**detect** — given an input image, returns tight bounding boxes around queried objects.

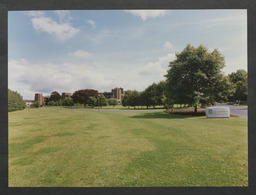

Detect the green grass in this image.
[8,107,248,187]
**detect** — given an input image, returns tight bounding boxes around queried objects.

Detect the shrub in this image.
[108,98,118,108]
[8,89,26,112]
[62,97,74,107]
[30,101,40,108]
[88,96,97,108]
[48,101,56,106]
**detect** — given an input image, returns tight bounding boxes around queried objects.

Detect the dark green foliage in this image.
[108,98,118,108]
[228,69,247,84]
[122,90,140,109]
[47,101,56,106]
[30,101,40,108]
[228,69,247,102]
[49,91,61,102]
[98,94,108,108]
[72,89,99,106]
[8,89,26,112]
[141,81,165,108]
[62,97,75,107]
[88,96,97,108]
[165,44,233,112]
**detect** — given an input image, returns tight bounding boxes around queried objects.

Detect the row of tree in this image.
[45,89,119,108]
[121,45,247,112]
[121,81,165,109]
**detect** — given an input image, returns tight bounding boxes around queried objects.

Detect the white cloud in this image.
[87,19,96,28]
[31,16,79,42]
[163,41,173,50]
[139,53,175,78]
[55,10,71,23]
[68,50,92,59]
[25,11,79,42]
[8,59,114,99]
[125,10,169,21]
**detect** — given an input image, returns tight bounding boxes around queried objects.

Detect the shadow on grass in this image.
[130,112,192,119]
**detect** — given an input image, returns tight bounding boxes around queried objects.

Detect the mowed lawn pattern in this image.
[8,107,248,187]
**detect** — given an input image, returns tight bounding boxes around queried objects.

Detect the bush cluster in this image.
[8,89,26,112]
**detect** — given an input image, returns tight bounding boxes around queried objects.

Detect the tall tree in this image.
[98,94,108,108]
[108,98,118,108]
[228,69,247,102]
[121,90,140,109]
[165,44,232,112]
[142,81,166,108]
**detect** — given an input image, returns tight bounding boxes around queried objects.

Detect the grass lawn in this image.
[8,107,248,187]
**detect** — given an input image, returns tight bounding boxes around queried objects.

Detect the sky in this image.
[8,10,247,100]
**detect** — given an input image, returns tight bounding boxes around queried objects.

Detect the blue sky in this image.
[8,10,247,100]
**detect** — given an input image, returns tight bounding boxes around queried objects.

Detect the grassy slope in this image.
[8,107,248,187]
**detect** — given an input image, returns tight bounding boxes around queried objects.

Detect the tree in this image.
[98,94,108,108]
[88,96,97,108]
[49,91,61,102]
[47,100,56,106]
[30,101,40,108]
[8,89,26,112]
[108,98,118,108]
[122,90,140,109]
[72,89,99,107]
[228,69,247,84]
[142,81,165,108]
[165,44,233,113]
[228,69,247,102]
[233,81,247,102]
[62,97,74,107]
[122,90,132,108]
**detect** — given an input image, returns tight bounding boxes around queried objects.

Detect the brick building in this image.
[100,87,125,103]
[34,93,43,106]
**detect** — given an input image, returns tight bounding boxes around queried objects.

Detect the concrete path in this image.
[214,103,247,119]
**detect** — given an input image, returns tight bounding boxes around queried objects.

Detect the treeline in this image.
[8,89,26,112]
[122,81,165,109]
[121,45,247,112]
[44,89,119,108]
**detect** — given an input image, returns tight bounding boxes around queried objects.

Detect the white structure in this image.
[206,107,230,118]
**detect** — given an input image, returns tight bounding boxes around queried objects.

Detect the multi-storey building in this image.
[34,93,43,106]
[100,87,125,103]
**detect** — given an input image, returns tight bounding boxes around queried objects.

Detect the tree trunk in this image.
[194,105,197,113]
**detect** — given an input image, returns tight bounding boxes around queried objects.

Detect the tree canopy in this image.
[62,97,75,107]
[49,91,61,102]
[142,81,165,108]
[8,89,26,112]
[228,69,247,102]
[98,94,108,108]
[72,89,99,106]
[108,98,118,108]
[121,90,140,109]
[165,44,232,112]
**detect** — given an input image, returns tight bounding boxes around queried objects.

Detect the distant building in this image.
[100,87,125,103]
[24,100,34,107]
[34,93,43,107]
